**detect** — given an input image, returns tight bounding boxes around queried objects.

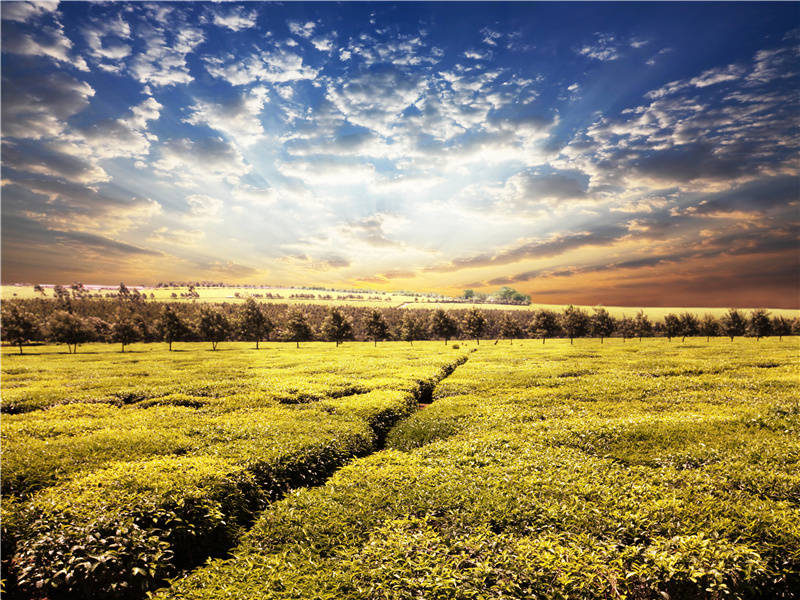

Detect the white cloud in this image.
[129,23,204,86]
[1,1,59,23]
[288,20,316,38]
[2,71,95,140]
[185,87,268,146]
[3,23,88,70]
[212,5,258,31]
[690,64,745,87]
[186,194,223,221]
[204,49,318,85]
[578,33,621,61]
[154,137,250,185]
[311,34,335,52]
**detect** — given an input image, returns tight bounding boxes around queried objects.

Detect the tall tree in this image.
[530,309,560,343]
[399,312,424,346]
[748,309,771,341]
[286,309,313,348]
[197,306,230,351]
[679,312,699,342]
[771,315,792,341]
[499,313,523,344]
[157,305,190,351]
[46,310,94,354]
[618,316,635,342]
[238,298,273,349]
[462,308,487,344]
[429,309,458,344]
[111,310,140,353]
[365,310,389,346]
[322,308,353,347]
[663,314,681,342]
[720,309,746,341]
[590,308,615,343]
[699,314,719,342]
[633,311,652,342]
[560,305,588,344]
[1,303,39,354]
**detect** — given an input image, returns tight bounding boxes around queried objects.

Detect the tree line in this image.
[1,295,797,354]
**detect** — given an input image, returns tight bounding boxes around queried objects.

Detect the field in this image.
[3,284,797,320]
[1,338,798,599]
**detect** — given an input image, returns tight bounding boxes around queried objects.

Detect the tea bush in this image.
[1,342,469,598]
[153,338,799,600]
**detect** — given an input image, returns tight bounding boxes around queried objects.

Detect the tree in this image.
[322,308,353,347]
[399,312,424,346]
[663,313,681,342]
[1,303,39,354]
[720,309,746,341]
[52,285,72,310]
[699,314,719,342]
[618,316,635,342]
[590,308,615,343]
[286,309,313,348]
[633,311,652,342]
[748,309,771,341]
[238,298,273,349]
[46,310,94,354]
[462,308,487,344]
[429,309,458,344]
[197,306,230,351]
[111,311,139,353]
[157,305,190,351]
[679,312,699,342]
[530,309,560,343]
[771,315,792,341]
[560,305,588,344]
[364,310,389,346]
[463,289,475,300]
[499,314,523,344]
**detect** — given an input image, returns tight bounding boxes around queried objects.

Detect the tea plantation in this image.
[2,338,798,599]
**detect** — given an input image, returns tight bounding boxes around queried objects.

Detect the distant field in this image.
[2,338,798,598]
[3,284,798,320]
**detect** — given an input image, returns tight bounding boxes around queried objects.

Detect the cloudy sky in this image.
[2,2,798,307]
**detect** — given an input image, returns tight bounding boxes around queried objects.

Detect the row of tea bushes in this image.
[2,344,471,599]
[153,339,799,599]
[1,342,464,413]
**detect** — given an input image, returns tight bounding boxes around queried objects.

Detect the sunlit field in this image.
[2,338,798,599]
[3,285,797,320]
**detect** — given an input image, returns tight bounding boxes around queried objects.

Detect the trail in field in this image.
[158,351,473,595]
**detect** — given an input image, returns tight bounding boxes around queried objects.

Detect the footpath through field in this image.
[152,338,800,600]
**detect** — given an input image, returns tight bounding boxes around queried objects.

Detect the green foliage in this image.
[1,303,39,354]
[46,310,94,353]
[284,309,313,347]
[429,309,458,343]
[364,310,389,345]
[321,308,353,346]
[748,309,771,340]
[151,339,798,600]
[721,308,747,341]
[197,307,230,351]
[156,305,191,351]
[1,342,469,597]
[589,307,615,342]
[462,308,486,343]
[560,305,589,342]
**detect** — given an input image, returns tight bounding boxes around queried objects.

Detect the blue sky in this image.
[2,1,798,306]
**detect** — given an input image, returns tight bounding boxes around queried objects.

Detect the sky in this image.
[1,1,798,307]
